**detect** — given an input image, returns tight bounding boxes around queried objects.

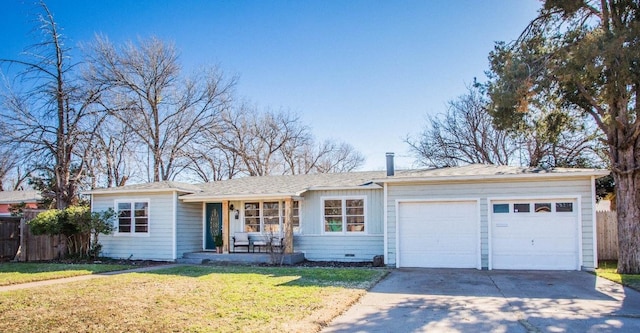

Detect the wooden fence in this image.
[597,211,618,261]
[0,210,67,262]
[0,217,21,261]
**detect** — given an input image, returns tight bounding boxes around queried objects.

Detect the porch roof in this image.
[180,171,385,202]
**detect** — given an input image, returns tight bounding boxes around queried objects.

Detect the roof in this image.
[84,181,202,195]
[0,190,41,204]
[181,171,385,202]
[86,165,609,201]
[375,164,609,183]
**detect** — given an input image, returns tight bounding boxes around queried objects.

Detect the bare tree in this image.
[0,1,103,208]
[183,143,242,182]
[212,106,309,176]
[407,86,602,169]
[0,146,30,191]
[83,117,135,188]
[86,36,235,182]
[407,86,516,167]
[282,139,364,174]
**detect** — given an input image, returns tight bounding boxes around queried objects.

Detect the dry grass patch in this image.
[0,263,133,286]
[0,265,387,333]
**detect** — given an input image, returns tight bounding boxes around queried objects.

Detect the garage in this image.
[490,199,579,270]
[397,200,479,268]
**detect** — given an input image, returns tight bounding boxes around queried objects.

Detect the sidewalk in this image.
[0,264,181,292]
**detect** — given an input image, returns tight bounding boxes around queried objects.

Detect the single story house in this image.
[0,190,41,216]
[86,155,608,270]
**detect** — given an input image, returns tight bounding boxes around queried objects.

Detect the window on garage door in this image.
[493,201,575,214]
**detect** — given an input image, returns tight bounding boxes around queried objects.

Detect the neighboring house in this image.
[0,190,41,216]
[85,155,608,270]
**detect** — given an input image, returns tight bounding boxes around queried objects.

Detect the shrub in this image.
[27,206,115,258]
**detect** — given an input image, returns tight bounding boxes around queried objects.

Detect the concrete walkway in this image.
[0,264,181,292]
[323,269,640,333]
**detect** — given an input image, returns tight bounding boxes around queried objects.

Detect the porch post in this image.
[222,200,230,253]
[284,197,294,254]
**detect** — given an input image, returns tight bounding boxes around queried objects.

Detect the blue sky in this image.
[1,0,541,170]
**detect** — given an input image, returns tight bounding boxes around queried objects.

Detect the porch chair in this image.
[232,232,250,253]
[252,235,268,253]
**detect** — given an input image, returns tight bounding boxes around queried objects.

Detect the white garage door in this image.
[491,200,579,270]
[398,201,479,268]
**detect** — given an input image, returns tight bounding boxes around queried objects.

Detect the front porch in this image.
[177,251,305,265]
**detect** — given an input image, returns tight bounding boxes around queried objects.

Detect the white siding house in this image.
[88,182,202,261]
[87,164,607,270]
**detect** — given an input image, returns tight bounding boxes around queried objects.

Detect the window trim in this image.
[321,196,367,235]
[114,199,150,237]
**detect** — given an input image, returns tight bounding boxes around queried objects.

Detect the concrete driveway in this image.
[322,269,640,333]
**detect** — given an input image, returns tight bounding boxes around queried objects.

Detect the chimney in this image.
[386,152,395,176]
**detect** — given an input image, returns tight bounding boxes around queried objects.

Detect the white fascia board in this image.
[373,170,610,184]
[180,193,301,202]
[306,184,383,191]
[83,188,196,195]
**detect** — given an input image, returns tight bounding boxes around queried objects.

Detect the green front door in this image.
[205,203,222,250]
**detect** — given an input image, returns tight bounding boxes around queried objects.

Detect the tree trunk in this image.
[614,146,640,274]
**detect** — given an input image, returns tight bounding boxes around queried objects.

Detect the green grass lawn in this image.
[0,265,387,333]
[0,262,133,286]
[595,261,640,291]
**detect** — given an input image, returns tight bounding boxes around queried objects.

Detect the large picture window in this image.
[116,201,149,234]
[323,197,366,233]
[243,200,301,234]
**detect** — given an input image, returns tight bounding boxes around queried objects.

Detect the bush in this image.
[27,206,116,258]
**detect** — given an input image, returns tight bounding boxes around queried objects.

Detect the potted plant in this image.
[214,234,223,253]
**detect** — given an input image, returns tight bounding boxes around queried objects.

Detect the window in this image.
[324,199,342,232]
[116,201,148,234]
[244,202,260,232]
[346,199,365,232]
[263,201,280,233]
[513,203,530,213]
[534,203,551,213]
[493,204,509,213]
[243,200,300,234]
[556,202,574,212]
[323,197,366,233]
[292,201,300,233]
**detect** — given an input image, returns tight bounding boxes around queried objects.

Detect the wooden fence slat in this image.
[597,211,618,261]
[0,217,20,261]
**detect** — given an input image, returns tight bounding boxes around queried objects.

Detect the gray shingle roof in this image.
[86,164,608,200]
[183,171,386,201]
[0,190,41,204]
[378,164,609,182]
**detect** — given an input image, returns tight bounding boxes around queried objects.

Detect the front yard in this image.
[0,265,387,332]
[0,262,133,286]
[596,261,640,291]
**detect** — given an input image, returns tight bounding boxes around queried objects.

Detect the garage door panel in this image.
[491,199,579,270]
[398,201,478,268]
